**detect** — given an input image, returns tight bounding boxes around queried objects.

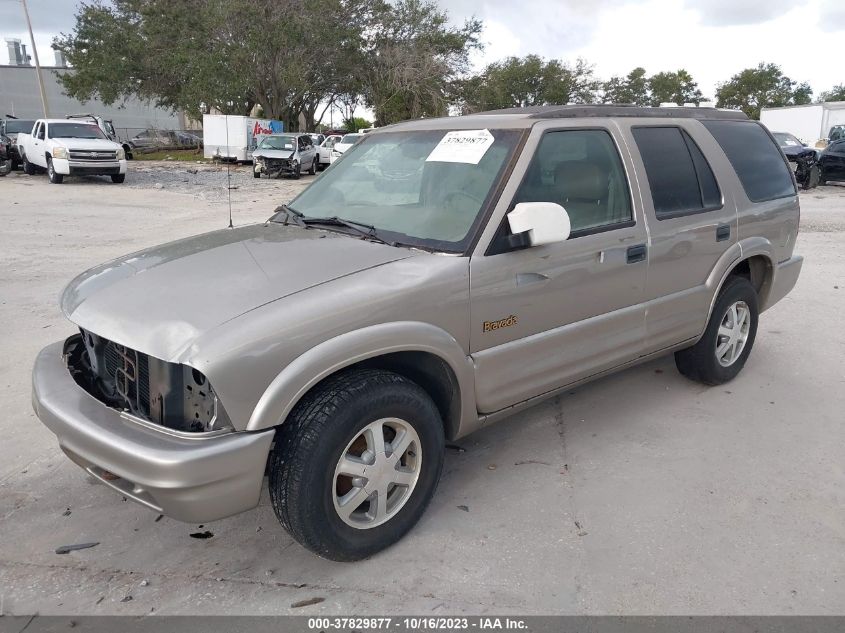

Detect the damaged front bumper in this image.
[254,156,299,177]
[32,340,275,522]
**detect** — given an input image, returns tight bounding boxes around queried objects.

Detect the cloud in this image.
[682,0,794,26]
[818,0,845,31]
[0,0,79,34]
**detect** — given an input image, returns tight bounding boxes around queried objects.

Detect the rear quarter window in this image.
[702,120,795,203]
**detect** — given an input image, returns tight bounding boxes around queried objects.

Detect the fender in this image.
[703,237,774,329]
[246,321,477,436]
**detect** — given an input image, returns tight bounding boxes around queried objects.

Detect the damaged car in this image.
[773,132,820,189]
[253,133,318,179]
[0,132,12,175]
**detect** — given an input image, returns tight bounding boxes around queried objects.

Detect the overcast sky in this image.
[1,0,842,99]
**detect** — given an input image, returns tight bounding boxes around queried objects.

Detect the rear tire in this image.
[674,276,759,385]
[47,158,64,184]
[111,174,126,183]
[268,369,445,561]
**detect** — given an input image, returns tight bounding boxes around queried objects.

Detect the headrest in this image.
[554,161,605,201]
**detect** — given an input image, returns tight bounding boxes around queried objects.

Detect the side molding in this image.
[246,321,477,436]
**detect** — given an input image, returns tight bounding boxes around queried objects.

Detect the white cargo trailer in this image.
[202,114,283,162]
[760,102,845,146]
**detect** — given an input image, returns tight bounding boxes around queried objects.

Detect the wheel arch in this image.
[246,322,476,441]
[705,241,775,327]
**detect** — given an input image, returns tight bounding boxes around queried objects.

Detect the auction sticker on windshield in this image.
[426,129,494,164]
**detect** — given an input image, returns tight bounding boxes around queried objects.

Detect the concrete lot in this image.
[1,166,844,615]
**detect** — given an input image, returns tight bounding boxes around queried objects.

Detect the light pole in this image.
[21,0,50,117]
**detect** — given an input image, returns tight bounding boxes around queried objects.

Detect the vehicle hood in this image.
[253,149,295,159]
[52,137,121,151]
[61,223,414,362]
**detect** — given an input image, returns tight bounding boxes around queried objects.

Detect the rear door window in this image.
[702,120,795,202]
[632,126,722,219]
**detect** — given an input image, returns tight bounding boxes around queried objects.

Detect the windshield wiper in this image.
[301,216,394,246]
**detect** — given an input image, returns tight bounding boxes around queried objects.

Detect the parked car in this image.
[17,119,127,184]
[772,132,820,189]
[0,133,12,176]
[1,117,37,170]
[819,139,845,184]
[129,129,201,152]
[316,134,342,169]
[252,133,318,179]
[331,133,363,161]
[32,106,802,561]
[308,133,326,147]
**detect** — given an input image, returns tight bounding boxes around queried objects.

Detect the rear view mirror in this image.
[506,202,571,248]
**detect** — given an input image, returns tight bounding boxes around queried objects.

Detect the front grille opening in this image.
[65,331,229,433]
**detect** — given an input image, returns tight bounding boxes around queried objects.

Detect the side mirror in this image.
[506,202,571,248]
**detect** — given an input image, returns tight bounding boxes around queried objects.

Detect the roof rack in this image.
[474,104,748,121]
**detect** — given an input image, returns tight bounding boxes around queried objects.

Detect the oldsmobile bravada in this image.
[33,106,802,560]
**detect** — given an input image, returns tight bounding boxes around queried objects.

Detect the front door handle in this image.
[716,224,731,242]
[626,244,647,264]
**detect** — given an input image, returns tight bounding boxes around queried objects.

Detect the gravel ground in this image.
[1,166,844,616]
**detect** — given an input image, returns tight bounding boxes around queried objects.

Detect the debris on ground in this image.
[487,464,497,470]
[457,505,469,512]
[291,597,325,609]
[154,514,163,522]
[189,530,214,539]
[55,542,99,555]
[120,595,133,603]
[140,579,150,587]
[62,508,71,516]
[445,444,466,453]
[514,459,550,466]
[574,521,588,537]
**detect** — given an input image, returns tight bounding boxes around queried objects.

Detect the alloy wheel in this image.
[715,300,751,367]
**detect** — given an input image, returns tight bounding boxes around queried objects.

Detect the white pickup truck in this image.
[17,119,128,184]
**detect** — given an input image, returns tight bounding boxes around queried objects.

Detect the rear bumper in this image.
[762,255,803,312]
[32,341,275,522]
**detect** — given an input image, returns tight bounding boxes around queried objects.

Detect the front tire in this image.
[292,164,301,180]
[675,276,759,385]
[47,157,64,184]
[269,369,445,561]
[111,174,126,183]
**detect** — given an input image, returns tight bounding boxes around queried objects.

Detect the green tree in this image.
[601,67,649,105]
[362,0,482,126]
[648,69,704,106]
[460,55,599,112]
[818,84,845,103]
[715,63,812,119]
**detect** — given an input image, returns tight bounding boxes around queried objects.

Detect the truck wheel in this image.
[268,369,445,561]
[674,275,759,385]
[111,174,126,183]
[47,158,64,184]
[22,156,36,175]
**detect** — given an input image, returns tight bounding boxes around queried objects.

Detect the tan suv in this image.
[32,106,802,561]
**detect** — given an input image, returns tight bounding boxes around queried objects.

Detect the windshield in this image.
[48,123,106,139]
[258,135,297,150]
[340,134,362,145]
[773,133,803,148]
[5,120,35,134]
[288,129,522,252]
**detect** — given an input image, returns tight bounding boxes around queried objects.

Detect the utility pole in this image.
[21,0,50,118]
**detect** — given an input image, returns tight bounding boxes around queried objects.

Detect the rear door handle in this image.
[626,244,647,264]
[716,224,731,242]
